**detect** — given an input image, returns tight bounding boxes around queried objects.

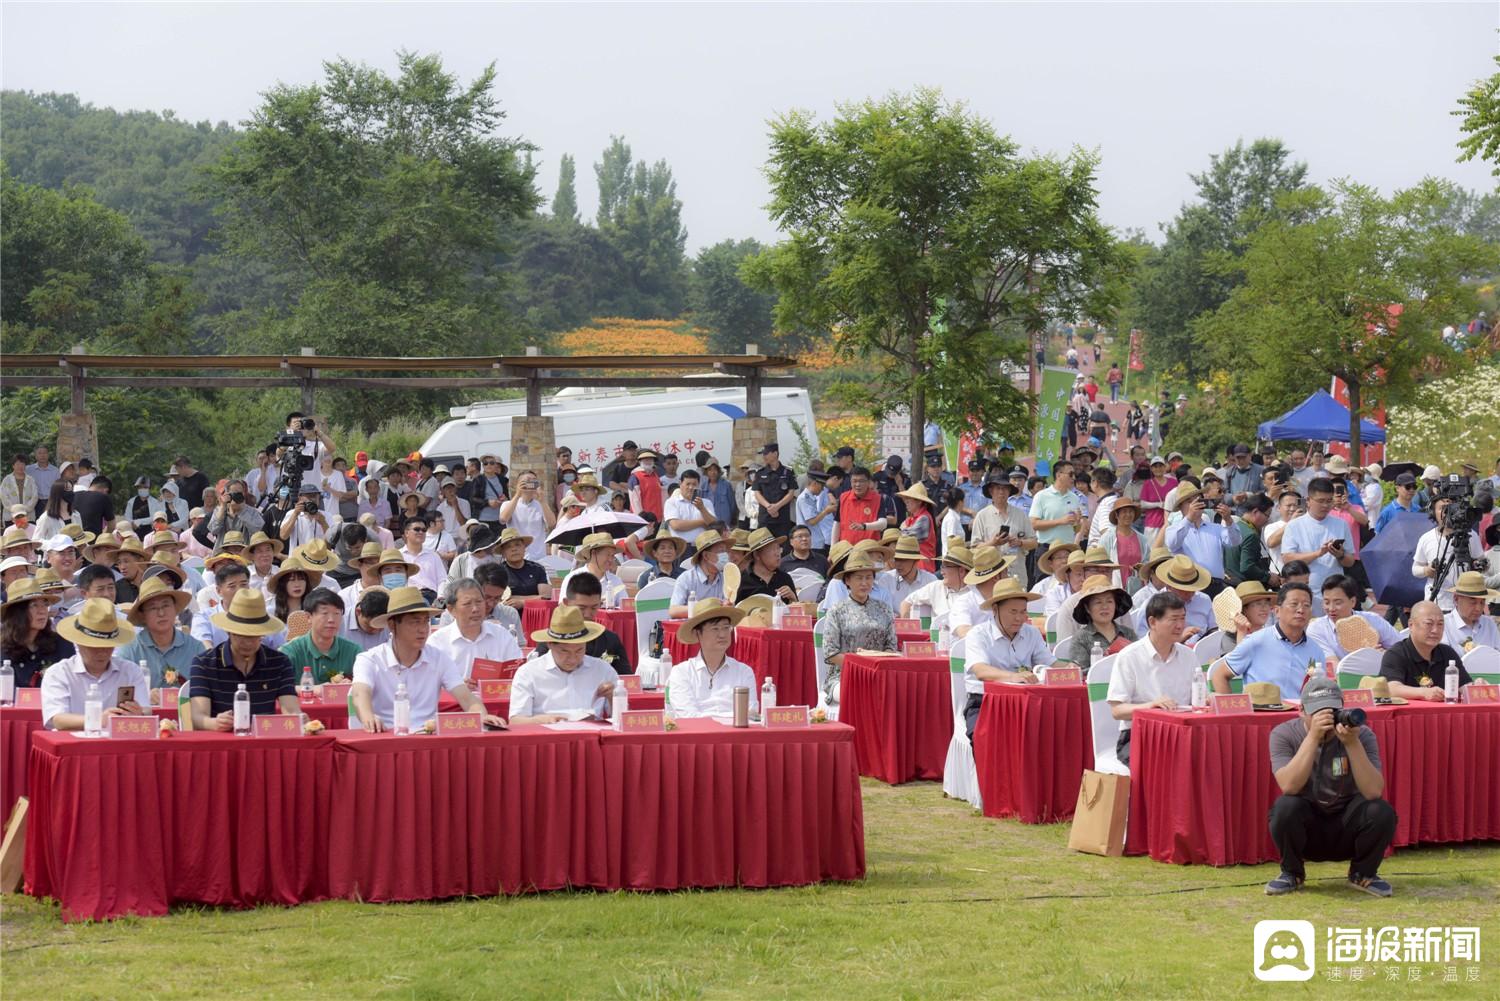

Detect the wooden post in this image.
[299,347,317,414]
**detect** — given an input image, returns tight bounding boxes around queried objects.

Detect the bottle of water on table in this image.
[393,681,411,735]
[761,675,777,713]
[232,683,251,735]
[0,659,13,707]
[1444,660,1460,703]
[84,682,103,736]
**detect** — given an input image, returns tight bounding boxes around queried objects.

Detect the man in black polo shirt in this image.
[495,527,550,600]
[71,475,115,536]
[1379,600,1471,702]
[781,525,829,577]
[533,572,633,672]
[751,442,797,537]
[189,587,298,728]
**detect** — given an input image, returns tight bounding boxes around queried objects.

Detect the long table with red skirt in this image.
[1124,700,1500,866]
[522,598,638,667]
[662,621,931,710]
[837,653,954,784]
[971,681,1095,823]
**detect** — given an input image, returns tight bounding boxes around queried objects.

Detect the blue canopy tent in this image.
[1256,389,1386,443]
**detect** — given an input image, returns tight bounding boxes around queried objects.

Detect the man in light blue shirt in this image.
[1306,574,1401,661]
[794,473,837,553]
[1373,474,1419,534]
[1212,583,1320,697]
[1029,462,1085,547]
[1165,487,1230,587]
[669,530,729,615]
[958,459,988,529]
[962,579,1057,736]
[1007,468,1033,513]
[1278,478,1356,614]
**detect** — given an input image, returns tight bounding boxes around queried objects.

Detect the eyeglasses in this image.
[408,527,427,534]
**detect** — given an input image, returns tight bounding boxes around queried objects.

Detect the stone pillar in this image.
[729,417,776,486]
[510,415,558,502]
[57,412,99,467]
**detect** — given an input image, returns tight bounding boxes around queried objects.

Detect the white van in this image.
[418,385,819,470]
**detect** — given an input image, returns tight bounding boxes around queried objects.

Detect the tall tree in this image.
[552,153,579,223]
[592,137,689,317]
[693,238,778,354]
[1197,179,1499,455]
[1454,52,1500,177]
[746,89,1126,461]
[595,136,633,228]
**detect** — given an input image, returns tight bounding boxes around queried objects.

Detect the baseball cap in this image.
[1149,455,1167,466]
[1301,674,1344,716]
[1395,472,1417,486]
[42,535,78,553]
[1231,443,1251,456]
[622,440,638,451]
[967,458,985,471]
[832,446,855,459]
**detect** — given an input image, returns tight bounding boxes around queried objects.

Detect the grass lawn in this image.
[3,778,1496,999]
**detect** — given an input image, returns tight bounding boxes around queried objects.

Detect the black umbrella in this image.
[1360,512,1430,607]
[1379,462,1421,483]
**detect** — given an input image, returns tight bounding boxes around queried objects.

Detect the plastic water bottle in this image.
[1091,642,1104,669]
[84,682,103,736]
[761,675,777,713]
[232,683,251,735]
[1445,660,1460,703]
[138,660,150,697]
[612,683,629,730]
[0,659,14,707]
[393,681,411,735]
[937,623,952,652]
[300,666,315,702]
[1191,668,1208,709]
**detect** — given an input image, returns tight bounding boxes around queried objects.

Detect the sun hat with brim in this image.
[735,594,776,627]
[1164,484,1202,514]
[890,536,923,561]
[125,576,192,626]
[0,577,62,611]
[1066,547,1119,573]
[59,524,97,547]
[646,529,687,560]
[734,527,786,554]
[690,529,728,563]
[1137,546,1174,582]
[1324,456,1351,475]
[496,527,534,550]
[211,588,286,638]
[0,555,32,575]
[964,548,1016,585]
[574,532,618,560]
[346,541,385,569]
[374,548,421,577]
[246,531,285,556]
[1070,576,1132,625]
[367,585,442,629]
[1037,542,1079,575]
[895,482,936,508]
[982,477,1014,498]
[2,527,40,552]
[1446,570,1500,601]
[1154,555,1210,592]
[267,557,324,593]
[677,597,748,644]
[1357,676,1407,705]
[941,545,975,570]
[529,603,606,646]
[203,551,248,572]
[145,529,184,552]
[879,528,902,549]
[572,473,602,494]
[57,597,137,648]
[114,537,149,562]
[1245,681,1289,711]
[215,531,249,553]
[1108,497,1141,525]
[834,553,881,580]
[981,578,1041,610]
[34,567,66,592]
[81,531,121,562]
[292,538,341,573]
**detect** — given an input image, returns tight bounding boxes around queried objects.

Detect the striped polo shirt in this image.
[189,641,296,716]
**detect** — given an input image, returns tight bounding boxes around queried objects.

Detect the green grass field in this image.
[3,779,1496,999]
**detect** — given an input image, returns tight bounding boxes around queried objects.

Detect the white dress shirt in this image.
[401,545,448,594]
[666,653,759,718]
[662,492,714,546]
[1106,635,1197,731]
[40,654,152,729]
[963,619,1055,693]
[1306,611,1401,662]
[285,511,342,551]
[879,568,936,611]
[427,620,523,677]
[351,641,467,729]
[1088,495,1119,548]
[509,651,620,718]
[1411,529,1484,611]
[1444,608,1500,651]
[560,567,626,605]
[904,579,974,626]
[949,588,987,634]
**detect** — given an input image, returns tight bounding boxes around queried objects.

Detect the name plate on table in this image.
[471,658,524,680]
[1042,666,1082,686]
[764,705,810,728]
[620,709,664,731]
[15,688,40,708]
[902,641,936,657]
[1341,689,1375,709]
[1463,682,1499,704]
[893,618,922,632]
[780,615,814,630]
[1211,693,1253,715]
[254,714,301,737]
[477,678,512,700]
[321,683,352,704]
[436,712,482,735]
[108,714,158,739]
[618,597,636,611]
[619,674,642,693]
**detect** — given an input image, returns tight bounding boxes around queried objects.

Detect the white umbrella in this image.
[546,509,648,546]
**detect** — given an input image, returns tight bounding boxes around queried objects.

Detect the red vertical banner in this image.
[1328,377,1385,465]
[1128,329,1145,371]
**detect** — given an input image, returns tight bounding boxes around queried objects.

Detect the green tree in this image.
[693,238,788,354]
[746,90,1126,461]
[552,153,579,223]
[1455,52,1500,177]
[595,136,634,229]
[1198,179,1500,455]
[502,215,628,334]
[592,137,689,316]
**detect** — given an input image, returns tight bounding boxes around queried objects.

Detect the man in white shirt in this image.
[41,597,151,729]
[278,483,341,551]
[949,547,1017,637]
[1279,478,1356,614]
[561,532,626,607]
[398,515,448,597]
[667,598,759,718]
[662,469,716,546]
[1443,571,1500,651]
[963,578,1057,736]
[428,578,523,678]
[1107,591,1198,765]
[880,535,936,610]
[1129,556,1215,641]
[1306,574,1401,662]
[900,545,975,627]
[510,605,621,723]
[350,585,502,731]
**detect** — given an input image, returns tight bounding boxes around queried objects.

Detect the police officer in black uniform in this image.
[751,442,797,537]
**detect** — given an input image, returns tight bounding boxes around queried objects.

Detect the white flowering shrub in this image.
[1387,359,1500,470]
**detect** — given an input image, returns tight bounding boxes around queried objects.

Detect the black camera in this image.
[297,418,315,431]
[1430,476,1495,593]
[1335,707,1366,728]
[229,491,246,505]
[302,500,318,515]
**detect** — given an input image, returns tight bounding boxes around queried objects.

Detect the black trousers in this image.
[1203,577,1227,599]
[1115,728,1132,765]
[1267,794,1397,881]
[964,692,984,740]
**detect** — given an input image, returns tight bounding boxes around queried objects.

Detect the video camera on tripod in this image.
[260,418,317,516]
[1426,474,1495,601]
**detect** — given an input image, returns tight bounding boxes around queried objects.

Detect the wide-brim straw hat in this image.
[1164,484,1202,514]
[677,597,748,644]
[646,529,687,560]
[82,531,120,562]
[1447,570,1500,601]
[1066,547,1119,573]
[734,527,786,554]
[374,548,421,577]
[125,576,192,626]
[245,531,284,556]
[890,536,923,561]
[204,551,248,572]
[370,585,442,629]
[895,482,936,508]
[293,539,341,572]
[346,541,385,569]
[1153,555,1210,592]
[529,603,606,645]
[575,532,618,559]
[59,524,97,547]
[33,567,66,592]
[210,588,286,638]
[690,529,727,563]
[1357,675,1408,705]
[215,531,249,553]
[964,548,1016,585]
[1245,682,1287,710]
[114,536,149,563]
[981,578,1041,609]
[824,539,854,575]
[1038,542,1079,575]
[0,577,62,611]
[571,473,602,494]
[941,544,975,569]
[1,527,39,552]
[58,597,137,647]
[834,553,881,580]
[497,527,534,550]
[1138,546,1174,582]
[1071,576,1132,624]
[145,529,185,552]
[1108,497,1141,525]
[267,557,325,593]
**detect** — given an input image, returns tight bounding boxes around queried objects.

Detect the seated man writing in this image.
[1265,674,1396,897]
[510,605,622,724]
[667,598,760,718]
[962,578,1059,737]
[40,598,150,730]
[1106,592,1196,765]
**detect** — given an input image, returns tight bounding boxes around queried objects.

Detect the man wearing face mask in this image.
[209,478,265,541]
[127,477,165,530]
[669,529,730,617]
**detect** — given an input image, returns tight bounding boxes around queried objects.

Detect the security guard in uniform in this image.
[751,442,798,537]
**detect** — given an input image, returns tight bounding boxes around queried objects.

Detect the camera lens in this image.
[1335,707,1366,728]
[229,492,246,504]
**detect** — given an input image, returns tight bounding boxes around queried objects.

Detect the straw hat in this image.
[215,531,249,553]
[981,578,1041,609]
[210,588,286,638]
[964,547,1016,586]
[245,531,284,556]
[57,597,136,647]
[824,539,854,575]
[267,557,325,593]
[0,576,61,611]
[575,532,618,559]
[82,531,120,562]
[1154,555,1210,592]
[293,538,341,572]
[1245,682,1288,711]
[203,550,248,572]
[346,541,385,569]
[690,529,727,563]
[1212,579,1275,634]
[114,536,149,563]
[941,544,975,570]
[571,472,602,494]
[895,482,936,508]
[889,536,923,562]
[145,529,184,552]
[1138,546,1174,582]
[1037,542,1079,576]
[645,528,687,561]
[1070,576,1131,624]
[1323,455,1350,475]
[733,527,786,554]
[677,597,748,644]
[1357,675,1407,705]
[879,528,902,550]
[1,526,38,552]
[834,553,881,580]
[369,585,441,629]
[374,548,421,576]
[125,576,192,626]
[1164,483,1202,513]
[1108,497,1141,525]
[496,527,534,550]
[731,528,752,551]
[1066,547,1119,573]
[1447,570,1500,602]
[734,594,776,627]
[559,493,586,512]
[59,524,97,547]
[33,567,65,592]
[529,603,606,645]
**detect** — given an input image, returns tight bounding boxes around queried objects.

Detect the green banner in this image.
[1035,366,1075,475]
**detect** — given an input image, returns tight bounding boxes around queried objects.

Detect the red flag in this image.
[1127,329,1145,372]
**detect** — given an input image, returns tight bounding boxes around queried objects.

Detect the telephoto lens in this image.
[1335,707,1366,728]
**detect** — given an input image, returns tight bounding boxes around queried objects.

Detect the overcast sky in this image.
[4,2,1495,252]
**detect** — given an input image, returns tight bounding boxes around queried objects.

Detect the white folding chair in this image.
[1194,630,1227,666]
[617,564,646,585]
[1462,644,1500,684]
[539,554,574,574]
[1335,647,1384,689]
[1026,595,1047,615]
[632,578,678,664]
[941,638,983,809]
[788,568,824,590]
[812,617,831,715]
[1085,655,1129,776]
[1044,610,1060,639]
[1053,593,1082,646]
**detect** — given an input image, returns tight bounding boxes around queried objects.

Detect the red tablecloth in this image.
[25,729,336,922]
[1124,704,1405,866]
[1,706,42,825]
[327,727,608,901]
[600,717,864,889]
[524,598,638,668]
[1388,701,1500,845]
[972,682,1094,824]
[838,655,954,784]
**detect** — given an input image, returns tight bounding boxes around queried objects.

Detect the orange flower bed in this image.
[558,319,708,357]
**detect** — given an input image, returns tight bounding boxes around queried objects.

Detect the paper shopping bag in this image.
[1067,770,1129,857]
